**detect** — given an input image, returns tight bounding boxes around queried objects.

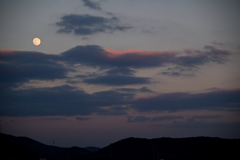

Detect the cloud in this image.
[81,0,101,10]
[97,106,128,116]
[116,86,154,93]
[106,67,136,75]
[0,85,134,116]
[76,117,91,121]
[160,71,195,77]
[187,115,222,123]
[0,44,232,89]
[170,120,240,130]
[127,116,151,122]
[1,82,239,117]
[151,116,184,122]
[130,89,240,112]
[83,75,151,86]
[80,67,141,86]
[175,45,230,67]
[159,65,197,78]
[191,115,222,120]
[91,90,134,103]
[41,118,66,121]
[0,50,69,89]
[60,45,231,69]
[55,14,132,36]
[127,115,184,123]
[60,45,109,67]
[210,41,225,46]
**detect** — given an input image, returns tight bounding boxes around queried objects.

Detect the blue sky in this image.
[0,0,240,147]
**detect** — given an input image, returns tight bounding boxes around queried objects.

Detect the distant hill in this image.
[0,133,88,160]
[95,137,240,160]
[52,146,90,160]
[1,133,239,160]
[84,146,101,152]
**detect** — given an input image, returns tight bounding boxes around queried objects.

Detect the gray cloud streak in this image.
[56,14,132,36]
[1,84,239,117]
[81,0,101,10]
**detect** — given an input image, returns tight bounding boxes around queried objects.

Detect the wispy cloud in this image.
[81,67,151,86]
[40,117,66,121]
[131,89,240,112]
[128,116,151,123]
[116,87,154,93]
[210,41,225,46]
[187,115,222,123]
[81,0,102,10]
[76,117,91,121]
[170,120,240,130]
[160,71,195,78]
[96,106,128,116]
[151,116,184,122]
[83,75,151,86]
[55,14,132,36]
[127,115,184,123]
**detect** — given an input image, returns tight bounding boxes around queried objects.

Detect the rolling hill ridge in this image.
[1,133,239,160]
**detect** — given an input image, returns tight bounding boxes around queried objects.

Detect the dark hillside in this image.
[1,133,66,154]
[0,133,86,160]
[1,133,239,160]
[84,146,101,152]
[94,137,240,160]
[52,146,90,160]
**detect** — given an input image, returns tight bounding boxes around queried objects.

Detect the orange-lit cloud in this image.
[133,94,159,100]
[61,45,230,68]
[0,49,15,53]
[104,48,176,58]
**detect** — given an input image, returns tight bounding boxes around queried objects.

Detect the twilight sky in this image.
[0,0,240,148]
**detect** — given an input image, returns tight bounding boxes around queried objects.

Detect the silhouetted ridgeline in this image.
[1,133,239,160]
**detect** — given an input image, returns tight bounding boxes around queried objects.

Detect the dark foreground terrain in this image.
[1,133,239,160]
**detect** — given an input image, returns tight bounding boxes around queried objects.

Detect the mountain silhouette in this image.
[96,137,240,160]
[51,146,90,160]
[1,133,239,160]
[1,133,66,159]
[84,146,101,152]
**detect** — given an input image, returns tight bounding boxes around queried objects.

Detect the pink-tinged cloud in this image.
[133,94,159,100]
[1,44,232,88]
[104,48,175,56]
[0,49,15,53]
[2,44,229,70]
[61,45,230,68]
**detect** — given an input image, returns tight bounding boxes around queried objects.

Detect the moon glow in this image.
[33,38,41,46]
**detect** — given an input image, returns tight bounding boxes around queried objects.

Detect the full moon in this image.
[33,38,41,46]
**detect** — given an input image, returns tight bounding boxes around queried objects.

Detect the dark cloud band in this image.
[0,44,231,89]
[60,45,230,68]
[131,89,240,112]
[0,83,239,116]
[83,75,151,86]
[56,14,132,36]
